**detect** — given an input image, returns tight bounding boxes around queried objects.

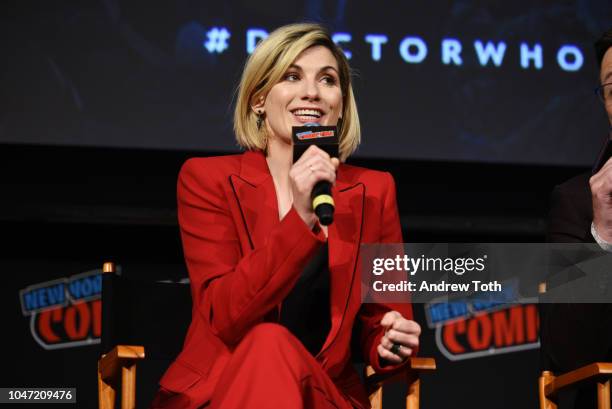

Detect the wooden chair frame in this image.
[97,262,436,409]
[98,348,435,409]
[366,358,437,409]
[538,283,612,409]
[98,345,145,409]
[539,363,612,409]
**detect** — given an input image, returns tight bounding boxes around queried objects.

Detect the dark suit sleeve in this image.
[542,175,607,372]
[547,177,594,243]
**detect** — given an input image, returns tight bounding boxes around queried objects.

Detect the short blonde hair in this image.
[233,23,360,161]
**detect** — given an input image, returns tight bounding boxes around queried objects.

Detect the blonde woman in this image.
[151,23,421,409]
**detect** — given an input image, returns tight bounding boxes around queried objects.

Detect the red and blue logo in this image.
[19,269,103,350]
[425,292,539,360]
[295,129,335,140]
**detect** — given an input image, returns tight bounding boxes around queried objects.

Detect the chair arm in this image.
[99,345,146,381]
[407,357,437,371]
[98,345,145,409]
[544,363,612,397]
[365,357,437,389]
[365,358,436,409]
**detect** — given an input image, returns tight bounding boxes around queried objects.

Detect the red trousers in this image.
[209,323,355,409]
[150,323,359,409]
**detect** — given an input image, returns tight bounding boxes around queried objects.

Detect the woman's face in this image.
[261,45,343,144]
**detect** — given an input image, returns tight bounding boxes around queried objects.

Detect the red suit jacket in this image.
[156,150,413,408]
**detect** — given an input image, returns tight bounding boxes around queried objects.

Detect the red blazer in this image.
[157,150,413,409]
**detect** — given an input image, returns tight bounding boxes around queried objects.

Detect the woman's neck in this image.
[266,137,294,219]
[266,137,293,189]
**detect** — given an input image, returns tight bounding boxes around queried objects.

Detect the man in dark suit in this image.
[542,28,612,408]
[548,28,612,247]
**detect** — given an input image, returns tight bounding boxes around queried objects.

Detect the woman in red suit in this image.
[151,23,421,409]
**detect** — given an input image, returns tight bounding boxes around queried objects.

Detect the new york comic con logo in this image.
[425,287,539,360]
[296,130,335,140]
[19,269,103,350]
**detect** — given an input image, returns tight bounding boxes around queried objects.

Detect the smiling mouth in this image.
[291,108,324,122]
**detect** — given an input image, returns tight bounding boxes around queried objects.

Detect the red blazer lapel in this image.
[321,168,365,355]
[229,151,279,251]
[230,152,365,356]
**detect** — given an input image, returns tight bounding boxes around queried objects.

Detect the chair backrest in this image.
[537,282,555,373]
[99,265,437,409]
[101,266,192,408]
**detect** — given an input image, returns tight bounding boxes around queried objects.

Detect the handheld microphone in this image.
[292,123,339,225]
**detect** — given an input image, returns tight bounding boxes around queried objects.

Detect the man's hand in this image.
[376,311,421,364]
[590,156,612,242]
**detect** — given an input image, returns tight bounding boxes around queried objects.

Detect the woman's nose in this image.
[301,78,320,101]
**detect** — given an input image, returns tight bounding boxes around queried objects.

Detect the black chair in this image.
[97,262,436,409]
[538,283,612,409]
[98,262,191,409]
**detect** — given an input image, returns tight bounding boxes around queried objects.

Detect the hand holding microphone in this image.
[290,123,340,227]
[289,145,339,229]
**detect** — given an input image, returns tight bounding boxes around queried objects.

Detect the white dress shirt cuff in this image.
[591,221,612,251]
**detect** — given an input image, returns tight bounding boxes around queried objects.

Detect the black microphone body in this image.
[292,123,339,226]
[311,179,334,225]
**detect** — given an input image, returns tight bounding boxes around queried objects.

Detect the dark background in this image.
[2,0,611,408]
[2,0,611,164]
[2,145,583,408]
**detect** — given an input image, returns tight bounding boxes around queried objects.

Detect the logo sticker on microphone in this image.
[292,125,339,163]
[295,130,335,140]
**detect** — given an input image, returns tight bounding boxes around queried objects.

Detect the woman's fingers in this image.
[385,329,419,349]
[289,145,339,227]
[377,343,405,364]
[377,311,421,363]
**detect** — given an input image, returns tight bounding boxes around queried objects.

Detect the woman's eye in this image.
[285,73,300,81]
[321,75,337,85]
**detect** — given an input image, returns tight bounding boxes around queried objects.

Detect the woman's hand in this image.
[289,145,339,229]
[376,311,421,364]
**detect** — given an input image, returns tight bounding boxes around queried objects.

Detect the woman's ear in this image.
[250,95,265,115]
